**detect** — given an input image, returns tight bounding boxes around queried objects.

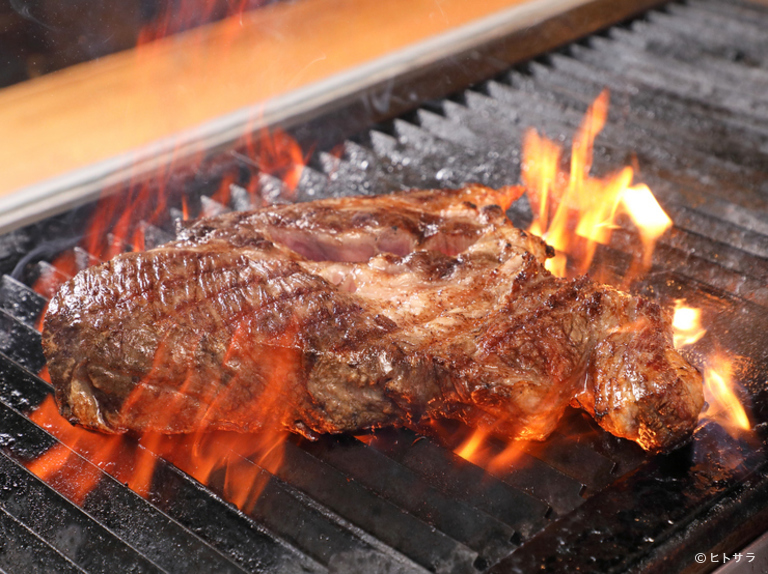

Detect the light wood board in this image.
[0,0,532,199]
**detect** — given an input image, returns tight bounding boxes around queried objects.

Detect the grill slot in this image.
[0,313,45,373]
[0,506,87,574]
[361,428,552,537]
[0,452,172,574]
[491,423,768,573]
[0,276,46,329]
[2,1,768,572]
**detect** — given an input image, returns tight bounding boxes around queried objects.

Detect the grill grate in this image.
[2,1,768,572]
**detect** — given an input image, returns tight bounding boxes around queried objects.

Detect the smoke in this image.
[8,0,58,31]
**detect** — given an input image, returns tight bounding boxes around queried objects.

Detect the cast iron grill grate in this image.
[1,1,768,572]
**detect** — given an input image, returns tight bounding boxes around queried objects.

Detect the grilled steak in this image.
[43,185,704,453]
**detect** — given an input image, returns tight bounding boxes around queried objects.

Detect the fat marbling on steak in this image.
[43,185,704,453]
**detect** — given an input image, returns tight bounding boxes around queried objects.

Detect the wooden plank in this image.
[0,0,532,199]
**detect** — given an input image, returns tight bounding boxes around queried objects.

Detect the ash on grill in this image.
[2,1,768,573]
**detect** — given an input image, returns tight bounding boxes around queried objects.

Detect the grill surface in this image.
[2,1,768,572]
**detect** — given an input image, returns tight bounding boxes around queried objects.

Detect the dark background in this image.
[0,0,282,89]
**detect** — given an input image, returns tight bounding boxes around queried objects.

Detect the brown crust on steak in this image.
[43,185,703,452]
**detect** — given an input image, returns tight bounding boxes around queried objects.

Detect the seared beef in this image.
[43,185,704,453]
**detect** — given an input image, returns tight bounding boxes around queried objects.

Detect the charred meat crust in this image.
[43,185,703,452]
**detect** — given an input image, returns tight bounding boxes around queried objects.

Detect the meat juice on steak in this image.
[43,185,704,453]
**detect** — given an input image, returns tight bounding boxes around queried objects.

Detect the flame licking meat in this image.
[671,303,751,437]
[33,93,707,508]
[456,91,679,467]
[31,121,306,297]
[28,124,307,507]
[701,353,751,437]
[523,90,672,279]
[42,184,703,456]
[28,395,285,511]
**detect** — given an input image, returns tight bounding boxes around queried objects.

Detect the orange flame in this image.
[523,90,672,279]
[211,172,237,208]
[27,393,289,511]
[27,316,298,510]
[243,123,308,197]
[454,427,489,462]
[452,423,528,475]
[32,252,78,299]
[25,120,310,509]
[28,397,127,505]
[671,306,750,437]
[136,0,256,47]
[28,116,306,325]
[620,184,672,272]
[701,352,751,436]
[672,301,707,348]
